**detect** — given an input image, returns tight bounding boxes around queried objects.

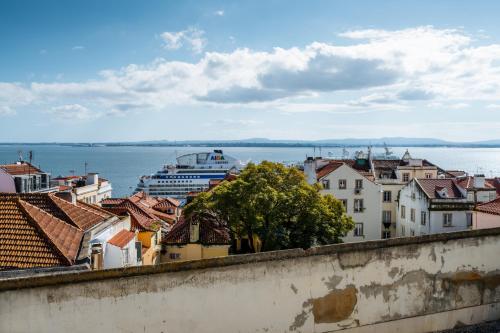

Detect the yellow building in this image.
[161,211,231,262]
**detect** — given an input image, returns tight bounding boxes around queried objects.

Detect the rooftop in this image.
[0,162,43,176]
[475,197,500,216]
[416,178,465,199]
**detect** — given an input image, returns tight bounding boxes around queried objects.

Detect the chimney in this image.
[54,191,77,204]
[90,243,104,270]
[189,218,200,243]
[86,172,99,185]
[304,157,317,185]
[473,174,485,188]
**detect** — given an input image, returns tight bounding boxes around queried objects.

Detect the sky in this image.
[1,0,500,142]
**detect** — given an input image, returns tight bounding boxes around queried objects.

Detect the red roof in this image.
[456,176,497,190]
[475,197,500,216]
[163,212,230,246]
[107,229,135,248]
[0,196,84,269]
[416,179,465,199]
[101,192,179,231]
[316,161,344,180]
[0,162,43,176]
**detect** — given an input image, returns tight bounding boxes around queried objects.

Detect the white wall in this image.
[319,164,382,242]
[2,229,500,333]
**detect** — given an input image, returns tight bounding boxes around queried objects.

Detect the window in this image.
[123,248,130,265]
[383,191,392,202]
[322,179,330,190]
[466,213,473,228]
[401,225,406,236]
[354,199,364,213]
[340,199,348,209]
[382,230,391,239]
[421,211,427,226]
[355,179,363,189]
[410,208,416,222]
[410,229,415,236]
[382,210,392,223]
[425,173,432,179]
[353,223,364,237]
[169,253,181,260]
[443,213,453,227]
[401,205,406,219]
[338,179,347,189]
[411,192,416,200]
[403,173,410,182]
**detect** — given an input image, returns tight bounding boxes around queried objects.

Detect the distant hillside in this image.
[2,137,500,147]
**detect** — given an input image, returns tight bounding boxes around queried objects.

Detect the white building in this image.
[304,155,382,242]
[0,161,58,193]
[397,178,475,236]
[52,172,113,204]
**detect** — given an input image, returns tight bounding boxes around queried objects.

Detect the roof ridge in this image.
[17,199,83,265]
[50,194,105,228]
[77,200,116,218]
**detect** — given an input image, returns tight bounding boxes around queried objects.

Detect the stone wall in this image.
[1,228,500,333]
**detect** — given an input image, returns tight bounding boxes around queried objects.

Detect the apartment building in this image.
[397,178,475,236]
[0,161,57,193]
[51,172,112,204]
[305,153,382,242]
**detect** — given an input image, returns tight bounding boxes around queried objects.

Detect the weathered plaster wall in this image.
[1,228,500,333]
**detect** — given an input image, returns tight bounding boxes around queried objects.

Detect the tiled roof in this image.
[0,197,83,269]
[107,229,136,248]
[101,192,178,230]
[455,176,497,191]
[416,178,465,199]
[0,193,73,223]
[0,162,43,176]
[487,178,500,195]
[316,161,344,180]
[163,211,230,245]
[444,170,468,178]
[50,195,109,231]
[475,197,500,216]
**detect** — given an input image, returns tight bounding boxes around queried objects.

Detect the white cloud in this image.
[3,26,500,118]
[0,106,15,116]
[48,104,98,120]
[214,10,224,16]
[72,46,85,51]
[160,27,207,53]
[487,104,500,109]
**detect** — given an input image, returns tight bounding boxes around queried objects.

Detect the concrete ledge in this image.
[1,227,500,292]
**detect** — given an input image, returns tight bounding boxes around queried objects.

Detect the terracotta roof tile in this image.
[163,211,230,245]
[416,178,465,199]
[316,161,344,180]
[475,197,500,216]
[50,195,107,231]
[18,200,83,264]
[0,162,42,176]
[107,229,135,248]
[0,196,84,270]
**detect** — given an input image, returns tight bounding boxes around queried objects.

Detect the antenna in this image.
[17,150,23,162]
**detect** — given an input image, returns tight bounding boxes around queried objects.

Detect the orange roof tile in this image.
[107,229,135,248]
[50,195,108,231]
[18,200,83,264]
[476,197,500,216]
[0,162,42,176]
[0,197,84,270]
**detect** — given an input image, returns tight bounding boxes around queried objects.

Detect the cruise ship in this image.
[135,150,244,200]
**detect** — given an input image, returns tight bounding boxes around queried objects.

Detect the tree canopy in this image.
[183,161,354,252]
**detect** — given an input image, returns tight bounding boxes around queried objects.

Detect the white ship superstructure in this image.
[135,150,243,199]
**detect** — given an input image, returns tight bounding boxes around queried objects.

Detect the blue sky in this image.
[1,0,500,142]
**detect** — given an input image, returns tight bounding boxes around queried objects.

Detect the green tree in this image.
[184,161,354,252]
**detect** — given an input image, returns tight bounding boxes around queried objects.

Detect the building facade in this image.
[305,156,382,242]
[0,162,57,193]
[51,173,112,204]
[397,178,475,236]
[161,211,231,262]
